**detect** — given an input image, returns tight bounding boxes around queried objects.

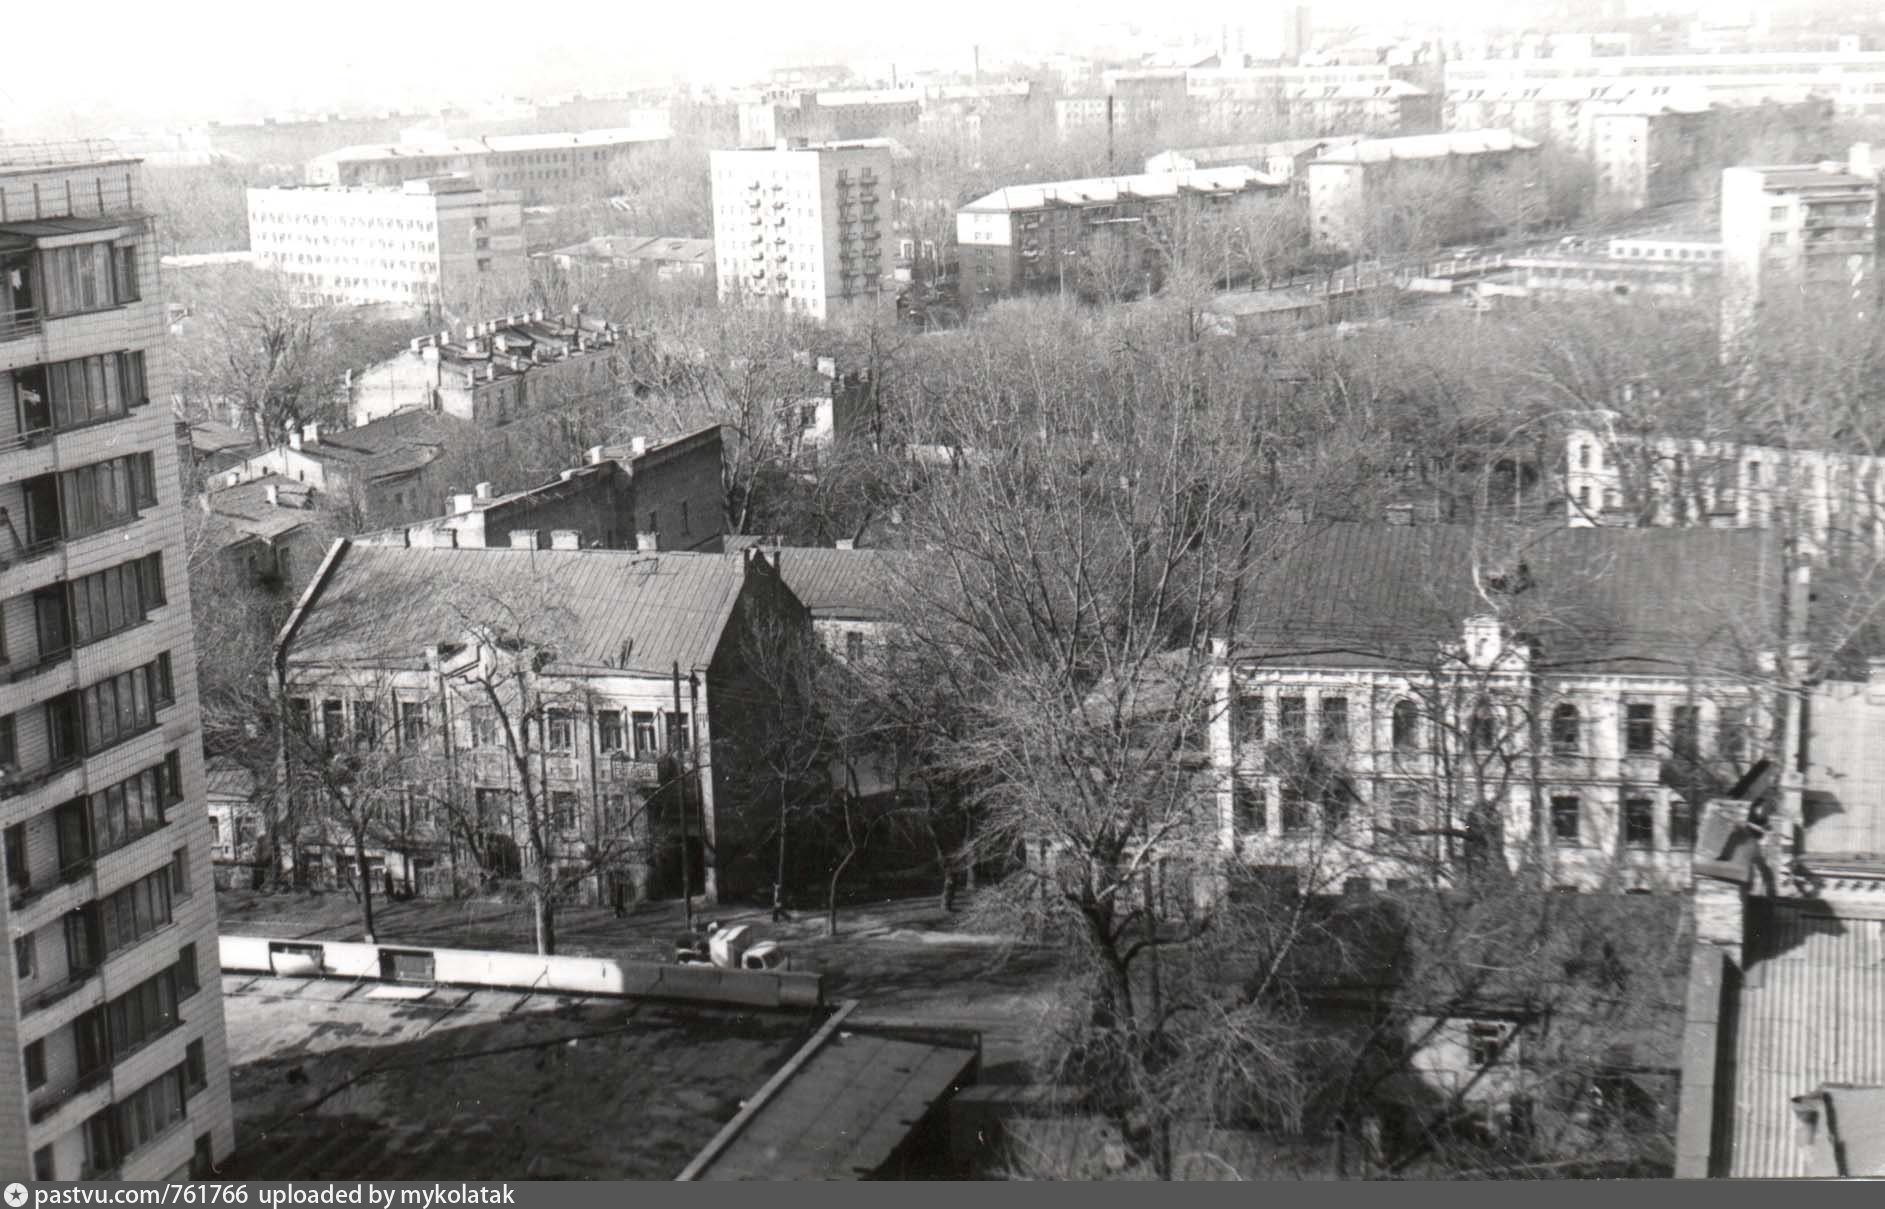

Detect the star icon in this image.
[4,1182,28,1207]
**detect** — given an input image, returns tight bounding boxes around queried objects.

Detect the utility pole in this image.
[673,661,693,931]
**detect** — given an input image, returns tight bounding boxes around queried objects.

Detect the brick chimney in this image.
[550,530,581,550]
[474,482,493,502]
[509,530,542,550]
[636,532,659,552]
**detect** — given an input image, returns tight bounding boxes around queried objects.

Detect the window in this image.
[597,710,625,754]
[1281,785,1309,833]
[1624,796,1656,848]
[114,1063,190,1157]
[1670,799,1697,852]
[57,453,149,540]
[1768,232,1786,247]
[552,792,579,831]
[320,700,344,747]
[98,867,174,956]
[547,709,575,752]
[1550,703,1581,755]
[1469,703,1498,752]
[41,242,114,315]
[1381,784,1420,835]
[474,788,511,829]
[1552,795,1582,846]
[186,1040,206,1095]
[105,967,180,1057]
[44,354,126,429]
[23,1038,47,1089]
[1234,778,1266,832]
[1770,205,1787,221]
[170,847,191,898]
[1468,1021,1508,1068]
[1321,779,1350,833]
[668,712,690,753]
[1279,696,1307,741]
[178,943,199,996]
[14,934,35,980]
[34,1147,53,1182]
[477,258,492,272]
[632,712,657,756]
[350,701,381,750]
[1577,443,1590,470]
[1625,703,1656,754]
[846,631,865,662]
[1390,699,1419,751]
[469,706,500,749]
[112,245,140,304]
[79,661,163,752]
[1667,704,1700,762]
[4,820,25,892]
[1319,696,1349,746]
[1238,695,1266,749]
[398,699,428,748]
[1717,706,1746,765]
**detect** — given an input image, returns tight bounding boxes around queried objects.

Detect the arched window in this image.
[1550,703,1581,755]
[1391,699,1421,751]
[1469,702,1498,753]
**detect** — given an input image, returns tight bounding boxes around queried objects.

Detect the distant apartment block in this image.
[343,309,621,428]
[956,167,1285,307]
[1305,129,1540,250]
[1590,92,1833,213]
[0,139,234,1182]
[247,177,526,314]
[1720,145,1883,343]
[709,141,895,321]
[304,129,668,204]
[353,425,727,556]
[539,235,714,282]
[1445,51,1885,120]
[740,89,921,148]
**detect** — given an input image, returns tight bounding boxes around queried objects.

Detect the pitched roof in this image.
[285,546,767,677]
[1722,904,1885,1177]
[1234,522,1779,675]
[718,542,917,620]
[1313,128,1538,165]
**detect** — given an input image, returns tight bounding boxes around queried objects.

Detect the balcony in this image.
[21,968,99,1018]
[29,1063,113,1127]
[4,643,72,685]
[1,305,42,344]
[0,753,83,801]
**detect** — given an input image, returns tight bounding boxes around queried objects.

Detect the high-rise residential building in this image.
[247,176,526,315]
[0,140,233,1181]
[708,141,895,321]
[1719,145,1883,345]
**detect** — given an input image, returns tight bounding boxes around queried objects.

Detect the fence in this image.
[220,933,824,1010]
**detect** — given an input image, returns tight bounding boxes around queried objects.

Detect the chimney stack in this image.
[453,493,475,513]
[288,429,302,452]
[550,530,581,550]
[835,538,855,550]
[303,421,321,446]
[636,532,659,552]
[509,530,542,550]
[485,364,497,382]
[585,445,606,466]
[474,482,493,502]
[630,436,647,456]
[265,484,280,507]
[1385,502,1413,526]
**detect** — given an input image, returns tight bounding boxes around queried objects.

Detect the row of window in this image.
[61,862,182,978]
[1236,694,1749,761]
[297,695,691,758]
[13,351,149,437]
[251,213,438,232]
[22,452,160,547]
[1230,778,1700,851]
[20,945,201,1097]
[18,553,167,670]
[38,242,139,318]
[55,753,186,874]
[79,1045,207,1176]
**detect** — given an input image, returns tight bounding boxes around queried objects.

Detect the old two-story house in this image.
[1209,521,1781,894]
[212,409,468,525]
[342,309,622,429]
[275,539,809,905]
[353,425,728,556]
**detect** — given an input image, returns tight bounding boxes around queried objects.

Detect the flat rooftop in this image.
[220,974,821,1180]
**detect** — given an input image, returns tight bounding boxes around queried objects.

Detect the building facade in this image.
[1590,94,1833,214]
[277,542,809,904]
[709,142,895,321]
[1445,51,1885,120]
[247,177,526,315]
[954,167,1285,307]
[539,235,713,283]
[214,409,466,525]
[304,130,669,205]
[1208,523,1776,896]
[1719,146,1883,344]
[1304,129,1540,250]
[0,140,234,1181]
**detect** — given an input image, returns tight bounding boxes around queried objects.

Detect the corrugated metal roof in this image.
[724,546,918,619]
[1727,906,1885,1178]
[1235,523,1778,674]
[287,547,762,677]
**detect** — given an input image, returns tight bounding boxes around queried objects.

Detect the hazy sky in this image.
[7,1,1518,133]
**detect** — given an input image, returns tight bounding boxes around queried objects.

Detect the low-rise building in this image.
[193,474,329,592]
[353,425,727,556]
[247,177,526,314]
[955,167,1287,307]
[213,409,467,523]
[539,235,714,282]
[1211,521,1779,895]
[342,309,621,428]
[1590,92,1833,213]
[1305,129,1541,250]
[1146,135,1365,181]
[277,541,810,903]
